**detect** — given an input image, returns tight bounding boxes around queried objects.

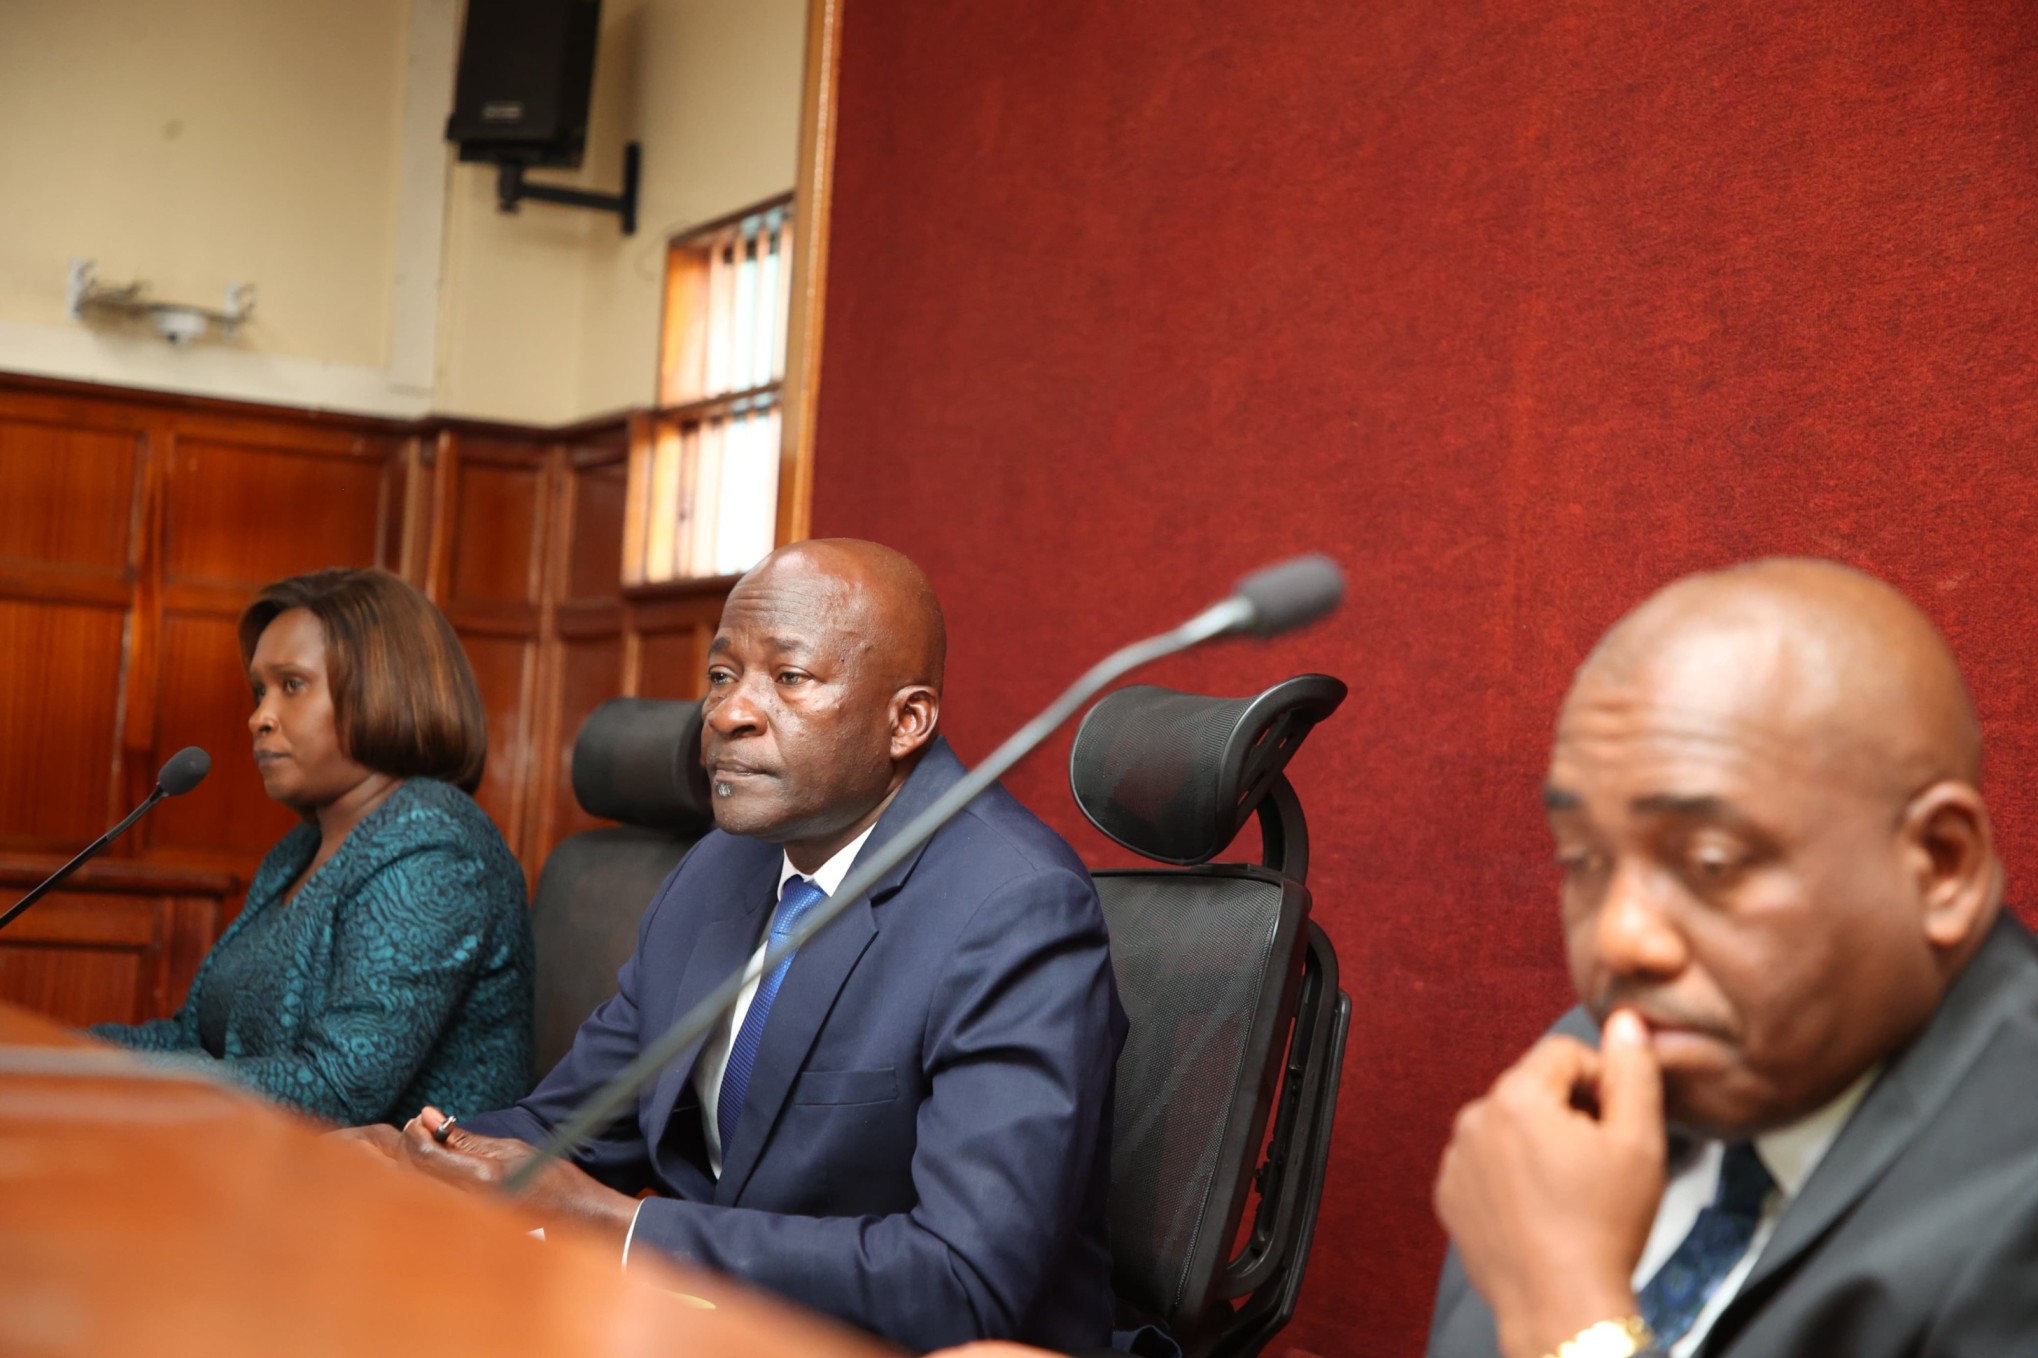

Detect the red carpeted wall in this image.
[808,3,2038,1354]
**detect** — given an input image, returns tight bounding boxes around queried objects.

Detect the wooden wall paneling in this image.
[542,625,626,860]
[116,412,170,835]
[423,429,459,600]
[0,856,237,1026]
[161,895,222,1017]
[431,430,556,867]
[628,593,725,701]
[568,452,630,603]
[162,434,388,594]
[0,598,130,852]
[0,414,138,574]
[384,436,429,583]
[0,929,151,1027]
[0,399,147,850]
[633,627,707,701]
[459,632,538,852]
[508,435,636,870]
[445,437,548,609]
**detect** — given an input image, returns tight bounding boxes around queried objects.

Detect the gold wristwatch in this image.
[1546,1316,1655,1358]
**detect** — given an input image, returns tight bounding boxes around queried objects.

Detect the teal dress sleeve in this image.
[213,844,523,1122]
[90,780,533,1126]
[91,1000,200,1052]
[89,822,315,1054]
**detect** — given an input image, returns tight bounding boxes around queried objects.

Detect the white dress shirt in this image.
[1633,1069,1878,1356]
[621,826,874,1266]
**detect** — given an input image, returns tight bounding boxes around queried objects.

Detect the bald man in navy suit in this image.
[356,540,1126,1354]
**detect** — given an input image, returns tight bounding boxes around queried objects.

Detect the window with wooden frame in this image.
[626,194,796,587]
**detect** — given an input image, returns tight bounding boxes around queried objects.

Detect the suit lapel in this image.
[1709,917,2034,1348]
[713,739,965,1203]
[642,845,781,1155]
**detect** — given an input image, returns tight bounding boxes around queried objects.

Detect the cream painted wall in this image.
[432,0,807,423]
[0,0,409,390]
[0,0,805,425]
[574,0,807,418]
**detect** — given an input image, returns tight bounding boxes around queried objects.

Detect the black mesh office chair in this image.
[529,697,716,1073]
[1069,674,1351,1358]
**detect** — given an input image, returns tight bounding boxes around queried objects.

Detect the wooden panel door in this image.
[0,402,147,851]
[429,434,550,854]
[0,599,129,851]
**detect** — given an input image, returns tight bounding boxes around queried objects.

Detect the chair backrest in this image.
[1071,675,1353,1358]
[530,698,716,1073]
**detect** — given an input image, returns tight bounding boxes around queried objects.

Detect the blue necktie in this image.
[716,874,830,1156]
[1638,1141,1775,1347]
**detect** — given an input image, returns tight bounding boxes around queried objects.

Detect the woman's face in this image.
[247,608,375,812]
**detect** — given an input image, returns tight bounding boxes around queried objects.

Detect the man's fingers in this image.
[1597,1008,1664,1139]
[1500,1035,1603,1107]
[399,1113,469,1168]
[326,1123,402,1159]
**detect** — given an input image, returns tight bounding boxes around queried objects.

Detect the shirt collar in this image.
[1752,1065,1880,1199]
[778,823,877,898]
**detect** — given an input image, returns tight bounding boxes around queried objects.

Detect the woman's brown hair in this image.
[238,568,488,793]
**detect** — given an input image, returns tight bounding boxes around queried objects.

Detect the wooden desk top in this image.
[0,1004,893,1358]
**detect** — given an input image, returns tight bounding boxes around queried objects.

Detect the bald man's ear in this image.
[888,684,940,762]
[1900,781,2000,959]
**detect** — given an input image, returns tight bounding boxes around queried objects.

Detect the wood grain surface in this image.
[0,1003,892,1358]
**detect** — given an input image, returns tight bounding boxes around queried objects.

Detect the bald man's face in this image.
[700,558,933,869]
[1544,647,1946,1138]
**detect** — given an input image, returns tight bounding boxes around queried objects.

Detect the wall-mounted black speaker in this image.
[446,0,602,168]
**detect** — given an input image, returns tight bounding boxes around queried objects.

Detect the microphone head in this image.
[1234,554,1346,638]
[156,746,212,798]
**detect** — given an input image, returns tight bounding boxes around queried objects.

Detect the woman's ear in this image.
[1901,781,2000,957]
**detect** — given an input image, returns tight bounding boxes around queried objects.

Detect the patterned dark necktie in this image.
[1638,1141,1776,1348]
[716,874,830,1156]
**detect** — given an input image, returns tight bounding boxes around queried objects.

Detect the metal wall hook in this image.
[68,259,256,345]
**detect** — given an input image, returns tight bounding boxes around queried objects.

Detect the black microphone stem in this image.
[500,593,1258,1194]
[0,787,168,932]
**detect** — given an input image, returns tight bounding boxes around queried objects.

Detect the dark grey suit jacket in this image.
[1426,914,2038,1358]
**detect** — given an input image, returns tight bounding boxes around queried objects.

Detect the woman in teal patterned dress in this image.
[92,568,534,1126]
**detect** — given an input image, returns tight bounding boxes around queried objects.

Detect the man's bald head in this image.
[739,538,946,694]
[1572,558,1982,793]
[1547,558,2002,1137]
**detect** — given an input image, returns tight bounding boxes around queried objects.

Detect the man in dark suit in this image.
[1426,559,2038,1358]
[360,539,1126,1353]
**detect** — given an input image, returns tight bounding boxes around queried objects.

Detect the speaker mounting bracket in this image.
[495,141,640,235]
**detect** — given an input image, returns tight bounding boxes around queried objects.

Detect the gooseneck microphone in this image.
[0,746,212,932]
[502,553,1345,1193]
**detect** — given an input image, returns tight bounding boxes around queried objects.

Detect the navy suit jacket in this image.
[469,739,1127,1352]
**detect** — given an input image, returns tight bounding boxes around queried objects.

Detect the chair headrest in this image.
[1069,674,1346,866]
[571,697,716,833]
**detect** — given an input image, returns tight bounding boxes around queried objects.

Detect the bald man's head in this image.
[699,539,946,872]
[749,538,947,693]
[1576,558,1981,791]
[1546,559,2001,1138]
